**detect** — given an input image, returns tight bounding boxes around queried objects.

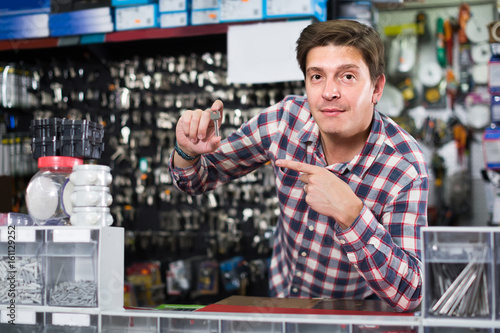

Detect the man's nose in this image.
[322,80,340,100]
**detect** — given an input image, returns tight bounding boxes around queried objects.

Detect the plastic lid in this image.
[38,156,84,168]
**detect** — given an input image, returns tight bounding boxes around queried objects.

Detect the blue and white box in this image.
[49,7,112,25]
[264,0,327,21]
[49,7,113,37]
[159,0,188,13]
[115,4,159,31]
[0,13,49,40]
[0,13,49,31]
[112,0,157,6]
[159,11,188,28]
[192,0,218,10]
[191,9,219,25]
[50,22,114,37]
[219,0,263,23]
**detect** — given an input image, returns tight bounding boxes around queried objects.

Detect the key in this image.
[210,110,221,137]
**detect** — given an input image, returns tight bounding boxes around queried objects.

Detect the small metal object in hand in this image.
[210,110,221,137]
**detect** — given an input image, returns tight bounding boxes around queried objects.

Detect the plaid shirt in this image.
[169,95,429,312]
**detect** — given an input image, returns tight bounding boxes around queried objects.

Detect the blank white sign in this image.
[227,19,312,84]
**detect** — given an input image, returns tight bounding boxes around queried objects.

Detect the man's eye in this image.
[345,74,354,80]
[311,74,322,80]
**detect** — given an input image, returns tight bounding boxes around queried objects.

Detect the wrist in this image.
[175,141,200,161]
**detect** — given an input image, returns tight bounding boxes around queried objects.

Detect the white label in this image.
[52,313,91,327]
[160,12,188,28]
[220,0,262,21]
[159,0,187,12]
[0,229,36,243]
[53,229,91,243]
[115,5,156,30]
[267,0,312,16]
[192,0,218,10]
[191,10,219,25]
[1,310,36,324]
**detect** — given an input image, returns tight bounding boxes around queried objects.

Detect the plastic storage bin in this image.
[101,315,158,332]
[0,228,44,305]
[422,227,493,319]
[44,312,98,333]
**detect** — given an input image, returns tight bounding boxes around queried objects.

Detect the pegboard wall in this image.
[377,1,497,41]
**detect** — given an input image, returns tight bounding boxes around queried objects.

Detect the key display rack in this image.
[1,226,500,331]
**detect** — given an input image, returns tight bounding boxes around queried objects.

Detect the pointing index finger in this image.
[276,159,320,174]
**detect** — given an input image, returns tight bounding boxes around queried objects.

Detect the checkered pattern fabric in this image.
[169,95,429,312]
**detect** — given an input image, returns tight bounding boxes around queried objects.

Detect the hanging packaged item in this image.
[483,128,500,170]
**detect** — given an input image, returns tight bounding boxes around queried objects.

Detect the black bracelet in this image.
[174,141,200,161]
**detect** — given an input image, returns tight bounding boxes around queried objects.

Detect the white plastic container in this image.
[69,164,112,186]
[70,186,113,207]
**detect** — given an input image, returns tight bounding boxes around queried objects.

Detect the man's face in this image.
[304,44,384,142]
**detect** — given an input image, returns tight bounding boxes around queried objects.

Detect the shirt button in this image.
[353,264,359,269]
[296,272,302,277]
[292,287,298,293]
[308,225,314,231]
[340,239,346,245]
[301,251,307,257]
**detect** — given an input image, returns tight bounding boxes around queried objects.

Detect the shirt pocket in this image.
[276,166,302,188]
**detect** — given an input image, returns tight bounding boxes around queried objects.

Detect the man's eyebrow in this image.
[337,64,360,71]
[306,64,361,74]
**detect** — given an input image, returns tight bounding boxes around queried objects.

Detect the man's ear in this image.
[372,74,386,104]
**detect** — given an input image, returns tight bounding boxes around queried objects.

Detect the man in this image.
[168,19,428,312]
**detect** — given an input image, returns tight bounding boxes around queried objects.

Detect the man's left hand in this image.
[275,159,363,230]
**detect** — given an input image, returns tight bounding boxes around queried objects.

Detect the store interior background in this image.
[0,0,498,308]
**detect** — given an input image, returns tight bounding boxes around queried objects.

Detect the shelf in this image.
[0,24,233,52]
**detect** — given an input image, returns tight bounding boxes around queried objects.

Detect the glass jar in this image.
[26,156,83,225]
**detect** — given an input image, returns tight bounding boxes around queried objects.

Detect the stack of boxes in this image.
[159,0,189,28]
[0,0,329,38]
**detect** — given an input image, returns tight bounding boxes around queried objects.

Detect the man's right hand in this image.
[173,100,223,167]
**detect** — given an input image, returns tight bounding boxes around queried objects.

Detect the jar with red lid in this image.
[25,156,83,225]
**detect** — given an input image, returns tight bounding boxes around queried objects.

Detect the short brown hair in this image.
[296,20,385,84]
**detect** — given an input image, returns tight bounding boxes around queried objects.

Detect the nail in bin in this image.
[0,228,44,305]
[422,227,494,320]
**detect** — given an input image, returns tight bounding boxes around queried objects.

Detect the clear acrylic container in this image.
[101,315,158,332]
[44,312,98,333]
[42,229,98,308]
[0,310,44,332]
[25,156,83,226]
[422,227,493,319]
[160,317,219,332]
